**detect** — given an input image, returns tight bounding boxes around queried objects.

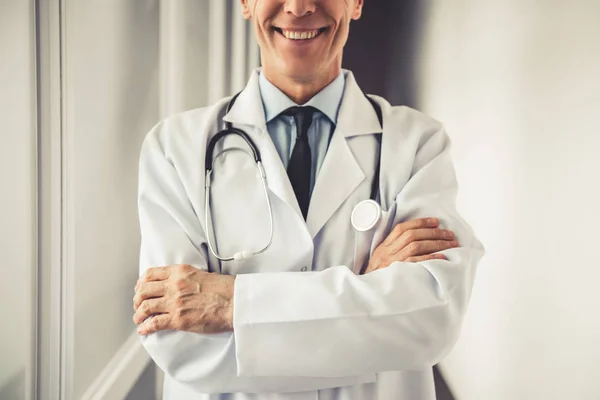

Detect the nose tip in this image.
[285,0,316,17]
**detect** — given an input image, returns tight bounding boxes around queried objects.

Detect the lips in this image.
[273,27,327,41]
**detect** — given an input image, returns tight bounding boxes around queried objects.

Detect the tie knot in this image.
[281,105,317,117]
[281,106,317,139]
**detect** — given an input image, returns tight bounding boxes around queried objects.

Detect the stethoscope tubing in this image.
[203,91,383,261]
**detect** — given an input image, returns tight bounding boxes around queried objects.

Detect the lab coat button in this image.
[301,266,308,271]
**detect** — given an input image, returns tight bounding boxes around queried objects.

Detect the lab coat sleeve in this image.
[137,125,378,394]
[233,124,485,378]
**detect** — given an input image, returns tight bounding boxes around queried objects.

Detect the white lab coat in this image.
[138,69,484,400]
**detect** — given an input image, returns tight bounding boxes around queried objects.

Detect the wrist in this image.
[220,276,235,331]
[222,297,234,331]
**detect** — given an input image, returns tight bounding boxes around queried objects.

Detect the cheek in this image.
[331,22,350,51]
[253,21,271,49]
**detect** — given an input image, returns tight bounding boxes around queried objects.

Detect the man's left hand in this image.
[133,264,235,335]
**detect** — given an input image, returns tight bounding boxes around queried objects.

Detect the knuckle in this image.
[175,279,188,291]
[140,301,152,317]
[178,264,192,273]
[144,268,155,279]
[392,224,404,236]
[150,317,160,331]
[409,242,421,253]
[402,231,414,242]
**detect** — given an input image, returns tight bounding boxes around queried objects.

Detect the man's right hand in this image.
[364,218,459,274]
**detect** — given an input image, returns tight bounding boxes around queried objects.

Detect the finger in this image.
[388,228,455,254]
[397,239,459,260]
[137,314,171,335]
[364,263,386,274]
[137,266,171,289]
[133,298,168,325]
[405,254,448,263]
[382,218,440,247]
[363,264,376,274]
[133,281,167,311]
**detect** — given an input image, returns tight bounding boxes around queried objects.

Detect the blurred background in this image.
[1,0,599,399]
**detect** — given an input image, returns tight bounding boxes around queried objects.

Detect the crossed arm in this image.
[132,215,457,336]
[132,125,484,393]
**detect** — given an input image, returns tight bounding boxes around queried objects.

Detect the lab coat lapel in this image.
[223,70,304,219]
[307,72,382,238]
[259,133,303,218]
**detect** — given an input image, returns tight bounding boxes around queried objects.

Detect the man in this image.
[133,1,484,399]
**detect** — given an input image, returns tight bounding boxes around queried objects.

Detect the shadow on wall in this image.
[344,2,455,400]
[125,362,159,400]
[344,0,426,108]
[0,369,24,400]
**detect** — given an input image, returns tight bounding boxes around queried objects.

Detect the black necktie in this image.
[282,106,316,219]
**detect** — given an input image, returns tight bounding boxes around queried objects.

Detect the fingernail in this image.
[451,240,459,246]
[429,218,438,224]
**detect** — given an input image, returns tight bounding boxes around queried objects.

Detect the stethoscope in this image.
[204,92,383,261]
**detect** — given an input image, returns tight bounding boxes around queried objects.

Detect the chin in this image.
[279,61,321,82]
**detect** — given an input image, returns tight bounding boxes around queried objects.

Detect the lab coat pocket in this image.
[352,202,398,274]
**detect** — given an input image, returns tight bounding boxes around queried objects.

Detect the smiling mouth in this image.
[273,27,327,40]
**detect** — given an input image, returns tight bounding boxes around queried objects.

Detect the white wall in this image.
[417,1,600,399]
[63,1,160,397]
[0,1,36,399]
[159,0,210,117]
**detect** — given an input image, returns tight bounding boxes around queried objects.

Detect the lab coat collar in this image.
[223,70,268,130]
[334,70,382,137]
[223,68,381,137]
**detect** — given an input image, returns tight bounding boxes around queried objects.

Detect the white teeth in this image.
[282,29,320,40]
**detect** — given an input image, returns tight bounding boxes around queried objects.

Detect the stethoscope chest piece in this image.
[351,199,382,232]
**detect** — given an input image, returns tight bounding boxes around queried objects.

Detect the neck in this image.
[261,63,342,105]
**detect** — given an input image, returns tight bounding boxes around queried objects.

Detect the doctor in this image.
[133,0,484,399]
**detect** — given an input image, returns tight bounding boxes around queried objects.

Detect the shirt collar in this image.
[258,69,346,124]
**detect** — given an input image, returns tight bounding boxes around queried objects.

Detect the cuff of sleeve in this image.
[233,273,258,377]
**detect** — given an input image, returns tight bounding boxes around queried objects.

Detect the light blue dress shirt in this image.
[258,71,346,197]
